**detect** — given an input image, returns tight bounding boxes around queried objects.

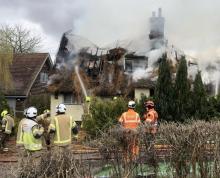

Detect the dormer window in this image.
[40,72,48,83]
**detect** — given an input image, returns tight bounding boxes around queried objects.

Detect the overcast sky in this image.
[0,0,220,61]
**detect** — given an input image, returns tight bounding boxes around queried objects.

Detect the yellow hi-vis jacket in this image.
[2,114,15,134]
[36,113,51,130]
[16,118,44,151]
[48,114,76,147]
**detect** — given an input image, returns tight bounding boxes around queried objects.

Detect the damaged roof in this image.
[133,79,155,89]
[5,53,53,97]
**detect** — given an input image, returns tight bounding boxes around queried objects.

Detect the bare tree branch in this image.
[0,24,42,53]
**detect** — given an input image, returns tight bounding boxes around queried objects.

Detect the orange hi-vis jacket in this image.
[119,109,141,129]
[143,108,158,133]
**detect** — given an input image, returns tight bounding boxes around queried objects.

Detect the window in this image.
[63,93,77,104]
[125,60,133,73]
[40,72,48,83]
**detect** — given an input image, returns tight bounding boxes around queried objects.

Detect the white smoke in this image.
[199,60,220,95]
[188,65,198,81]
[132,67,153,81]
[147,47,165,66]
[65,32,98,54]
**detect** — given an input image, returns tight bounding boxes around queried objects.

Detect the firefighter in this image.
[143,100,158,134]
[85,96,91,103]
[48,103,78,150]
[16,107,44,152]
[84,96,91,115]
[119,100,141,161]
[36,109,51,149]
[142,100,158,161]
[0,110,15,152]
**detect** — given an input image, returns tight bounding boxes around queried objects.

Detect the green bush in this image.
[82,96,156,137]
[82,97,127,137]
[25,94,50,114]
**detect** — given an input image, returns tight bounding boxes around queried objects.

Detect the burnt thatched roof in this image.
[133,79,155,89]
[47,67,91,95]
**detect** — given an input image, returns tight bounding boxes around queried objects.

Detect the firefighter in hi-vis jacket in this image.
[0,110,15,152]
[48,103,78,151]
[143,100,158,134]
[142,100,158,154]
[16,107,44,152]
[36,109,51,150]
[119,100,141,161]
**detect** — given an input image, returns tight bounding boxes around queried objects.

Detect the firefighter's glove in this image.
[72,126,78,135]
[49,128,55,134]
[1,126,5,132]
[46,112,50,117]
[34,133,42,139]
[33,126,44,139]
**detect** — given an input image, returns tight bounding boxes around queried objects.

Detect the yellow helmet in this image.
[85,96,91,102]
[43,109,50,114]
[1,110,8,117]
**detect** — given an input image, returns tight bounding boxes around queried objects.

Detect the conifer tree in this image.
[174,56,190,122]
[135,94,147,119]
[155,53,174,121]
[193,71,208,119]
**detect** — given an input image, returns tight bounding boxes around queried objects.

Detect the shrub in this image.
[82,97,127,137]
[18,150,95,178]
[16,120,220,178]
[25,94,50,114]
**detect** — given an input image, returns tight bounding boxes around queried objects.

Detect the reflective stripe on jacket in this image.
[119,109,140,129]
[2,115,15,134]
[16,118,42,151]
[49,114,76,147]
[16,118,25,146]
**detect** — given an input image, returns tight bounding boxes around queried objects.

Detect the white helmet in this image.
[128,100,136,109]
[26,107,37,118]
[56,104,66,113]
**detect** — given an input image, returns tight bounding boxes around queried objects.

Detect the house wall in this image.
[16,98,27,118]
[5,97,26,118]
[50,94,84,122]
[6,98,16,116]
[135,88,150,101]
[30,59,51,95]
